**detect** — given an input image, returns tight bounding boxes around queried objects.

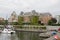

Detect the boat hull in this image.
[2,31,15,34]
[2,28,15,34]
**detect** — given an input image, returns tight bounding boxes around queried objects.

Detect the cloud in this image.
[0,0,60,19]
[0,0,59,9]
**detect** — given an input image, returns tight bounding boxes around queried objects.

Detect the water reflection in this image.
[0,32,44,40]
[0,33,19,40]
[17,32,42,40]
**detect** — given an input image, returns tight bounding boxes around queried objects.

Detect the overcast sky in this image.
[0,0,60,19]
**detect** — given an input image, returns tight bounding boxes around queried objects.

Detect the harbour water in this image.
[0,26,59,40]
[0,33,19,40]
[0,32,44,40]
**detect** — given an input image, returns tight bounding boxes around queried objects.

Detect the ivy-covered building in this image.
[8,10,52,25]
[18,10,39,25]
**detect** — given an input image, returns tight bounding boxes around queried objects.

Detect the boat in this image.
[2,25,15,34]
[39,33,50,38]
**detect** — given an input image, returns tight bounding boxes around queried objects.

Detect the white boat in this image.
[2,25,15,34]
[2,28,15,34]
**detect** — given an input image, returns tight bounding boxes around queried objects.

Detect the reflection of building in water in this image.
[8,11,18,23]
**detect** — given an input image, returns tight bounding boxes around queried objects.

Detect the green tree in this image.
[0,21,5,25]
[18,16,23,25]
[31,16,39,25]
[4,20,8,25]
[48,18,57,25]
[0,20,8,25]
[11,22,19,25]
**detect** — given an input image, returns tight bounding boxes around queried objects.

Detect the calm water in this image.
[0,33,19,40]
[0,32,44,40]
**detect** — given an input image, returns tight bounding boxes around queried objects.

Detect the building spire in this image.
[11,11,16,16]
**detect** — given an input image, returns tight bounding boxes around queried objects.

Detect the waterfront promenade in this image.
[15,28,47,33]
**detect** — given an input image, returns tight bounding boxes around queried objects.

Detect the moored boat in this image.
[2,28,15,34]
[2,25,15,34]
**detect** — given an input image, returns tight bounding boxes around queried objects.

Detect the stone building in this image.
[0,17,4,21]
[18,10,39,24]
[18,10,52,25]
[8,11,18,23]
[39,13,52,25]
[0,17,5,25]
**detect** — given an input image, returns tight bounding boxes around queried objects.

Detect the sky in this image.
[0,0,60,19]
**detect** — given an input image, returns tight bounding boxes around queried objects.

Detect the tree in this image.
[4,20,8,25]
[11,22,19,25]
[18,16,23,25]
[0,21,5,25]
[38,21,41,24]
[48,18,57,25]
[38,21,44,25]
[31,16,39,25]
[51,18,57,23]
